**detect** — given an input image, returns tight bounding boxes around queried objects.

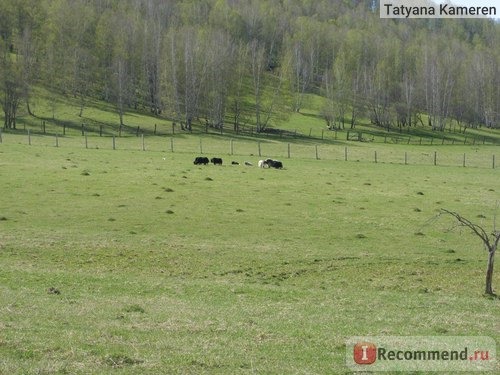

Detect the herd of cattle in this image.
[193,156,283,169]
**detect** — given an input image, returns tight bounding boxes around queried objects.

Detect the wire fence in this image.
[0,129,498,169]
[8,114,500,147]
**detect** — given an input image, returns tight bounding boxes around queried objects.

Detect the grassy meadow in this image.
[1,133,499,374]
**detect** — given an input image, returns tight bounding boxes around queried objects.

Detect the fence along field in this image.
[1,129,498,170]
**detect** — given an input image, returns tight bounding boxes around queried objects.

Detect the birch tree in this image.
[286,17,320,113]
[1,44,21,129]
[421,37,457,131]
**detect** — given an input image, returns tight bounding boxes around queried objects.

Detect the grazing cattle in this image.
[231,161,240,165]
[265,159,283,169]
[194,156,209,165]
[244,161,253,166]
[211,157,223,165]
[258,160,268,168]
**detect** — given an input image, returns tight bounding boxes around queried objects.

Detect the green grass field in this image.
[1,132,499,373]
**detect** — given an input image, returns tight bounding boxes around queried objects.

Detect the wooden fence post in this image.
[344,146,348,161]
[230,139,234,155]
[434,151,437,166]
[258,141,261,157]
[374,151,377,163]
[170,138,174,152]
[463,153,466,167]
[85,132,88,149]
[142,134,145,151]
[287,143,291,159]
[315,145,319,160]
[55,134,59,148]
[112,135,116,150]
[28,130,31,145]
[493,155,496,169]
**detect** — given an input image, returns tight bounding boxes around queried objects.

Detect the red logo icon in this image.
[354,342,377,364]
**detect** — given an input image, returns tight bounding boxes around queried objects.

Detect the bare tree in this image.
[249,38,266,132]
[286,17,320,113]
[1,46,21,129]
[113,57,127,129]
[440,208,500,295]
[321,68,335,129]
[202,29,232,130]
[19,26,36,116]
[229,42,250,133]
[289,40,315,113]
[143,1,163,116]
[183,28,208,131]
[421,38,458,131]
[249,38,289,132]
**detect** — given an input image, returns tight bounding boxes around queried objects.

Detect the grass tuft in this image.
[47,287,61,295]
[104,354,144,368]
[124,304,145,313]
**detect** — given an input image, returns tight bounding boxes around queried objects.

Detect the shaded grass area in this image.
[6,87,500,148]
[0,142,499,373]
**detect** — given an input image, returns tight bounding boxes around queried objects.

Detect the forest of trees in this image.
[0,0,499,132]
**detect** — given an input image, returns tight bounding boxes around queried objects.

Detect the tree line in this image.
[1,0,498,132]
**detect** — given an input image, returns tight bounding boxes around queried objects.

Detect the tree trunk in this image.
[485,247,495,295]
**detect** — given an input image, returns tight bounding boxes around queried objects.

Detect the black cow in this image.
[211,157,223,165]
[194,156,209,165]
[265,159,283,169]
